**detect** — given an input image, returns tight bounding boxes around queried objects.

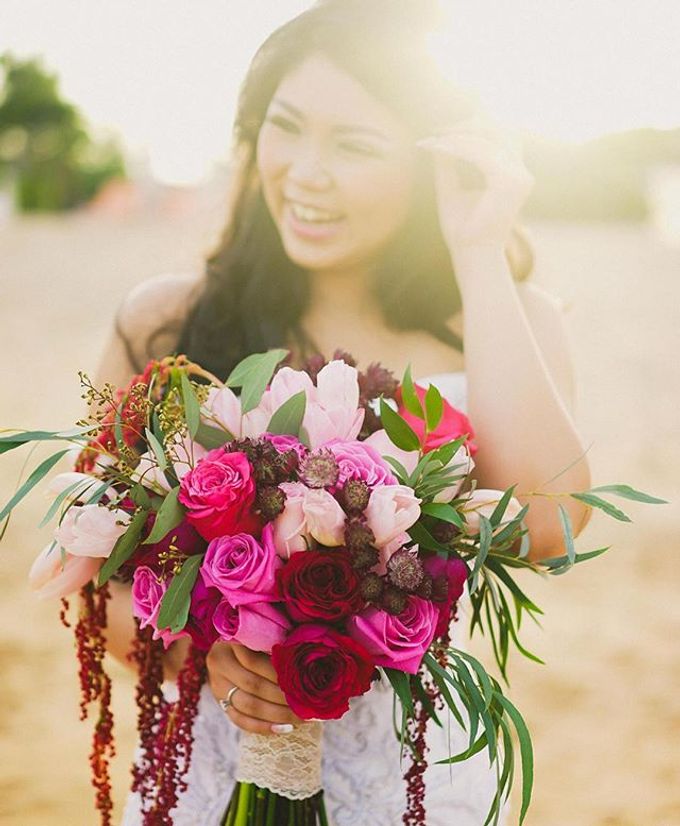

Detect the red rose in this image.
[271,624,376,719]
[276,550,364,623]
[178,448,262,541]
[396,383,478,456]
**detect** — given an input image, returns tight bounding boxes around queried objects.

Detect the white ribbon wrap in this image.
[234,721,324,800]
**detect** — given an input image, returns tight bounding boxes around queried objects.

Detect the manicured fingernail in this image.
[271,724,294,734]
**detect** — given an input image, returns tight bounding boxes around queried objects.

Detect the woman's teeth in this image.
[288,201,344,223]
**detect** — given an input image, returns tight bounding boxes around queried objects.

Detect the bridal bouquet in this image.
[0,348,665,826]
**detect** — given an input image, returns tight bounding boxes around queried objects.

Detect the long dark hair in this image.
[167,0,533,381]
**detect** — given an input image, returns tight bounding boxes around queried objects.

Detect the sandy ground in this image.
[0,206,678,826]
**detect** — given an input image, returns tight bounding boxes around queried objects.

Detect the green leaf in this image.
[570,492,631,522]
[496,694,534,824]
[98,508,148,586]
[180,373,201,438]
[379,397,421,452]
[400,364,425,419]
[588,484,667,504]
[157,553,203,633]
[470,514,493,594]
[424,383,444,432]
[383,667,415,716]
[540,545,611,570]
[266,390,307,437]
[422,653,465,730]
[420,502,466,529]
[225,349,287,389]
[129,483,152,510]
[407,520,452,554]
[557,504,576,564]
[144,427,167,471]
[0,425,98,454]
[428,436,468,468]
[434,731,489,765]
[38,478,98,529]
[142,487,184,545]
[380,455,410,482]
[488,485,518,528]
[0,448,70,523]
[227,349,288,414]
[194,422,232,450]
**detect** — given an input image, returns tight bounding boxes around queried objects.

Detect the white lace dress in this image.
[121,372,511,826]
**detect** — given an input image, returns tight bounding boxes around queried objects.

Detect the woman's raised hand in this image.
[416,109,534,260]
[206,641,303,735]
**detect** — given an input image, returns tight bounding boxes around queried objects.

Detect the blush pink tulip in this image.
[302,488,346,547]
[271,481,314,558]
[54,504,131,558]
[28,542,102,600]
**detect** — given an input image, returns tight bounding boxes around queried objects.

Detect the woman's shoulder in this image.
[115,270,204,366]
[117,271,203,331]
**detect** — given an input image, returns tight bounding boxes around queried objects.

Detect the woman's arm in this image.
[419,113,591,561]
[455,245,591,561]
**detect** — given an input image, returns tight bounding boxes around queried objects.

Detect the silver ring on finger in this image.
[219,685,240,713]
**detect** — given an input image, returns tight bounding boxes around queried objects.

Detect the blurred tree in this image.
[0,52,126,211]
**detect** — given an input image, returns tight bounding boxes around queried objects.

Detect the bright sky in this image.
[2,0,679,185]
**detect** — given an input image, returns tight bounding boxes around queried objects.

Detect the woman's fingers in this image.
[223,702,297,736]
[230,642,280,684]
[227,683,303,726]
[207,641,287,705]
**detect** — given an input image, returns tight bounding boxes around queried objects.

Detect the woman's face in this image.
[256,52,419,275]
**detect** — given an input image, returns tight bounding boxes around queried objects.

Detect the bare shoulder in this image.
[516,280,568,315]
[118,271,203,333]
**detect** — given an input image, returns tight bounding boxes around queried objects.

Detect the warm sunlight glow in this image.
[2,0,678,183]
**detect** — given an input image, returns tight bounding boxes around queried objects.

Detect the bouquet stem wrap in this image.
[234,722,324,800]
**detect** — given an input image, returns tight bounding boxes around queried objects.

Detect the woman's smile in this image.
[283,198,347,241]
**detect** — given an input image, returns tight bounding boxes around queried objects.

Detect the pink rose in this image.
[131,565,188,649]
[323,438,398,491]
[302,488,346,547]
[365,485,421,572]
[54,504,131,558]
[270,481,313,558]
[423,556,469,637]
[178,448,262,541]
[396,383,478,456]
[200,522,282,605]
[213,599,291,653]
[28,542,101,600]
[346,596,439,674]
[460,489,523,535]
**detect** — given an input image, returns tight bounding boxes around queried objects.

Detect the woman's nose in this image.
[287,147,333,190]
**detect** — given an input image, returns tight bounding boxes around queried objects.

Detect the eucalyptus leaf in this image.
[0,424,98,455]
[557,503,576,564]
[144,427,167,471]
[0,448,71,523]
[38,478,97,529]
[570,492,631,522]
[589,484,667,504]
[142,487,184,545]
[496,694,534,824]
[383,667,414,716]
[470,514,493,594]
[194,422,232,450]
[488,485,518,528]
[180,372,201,438]
[266,390,306,437]
[157,553,203,632]
[98,508,148,586]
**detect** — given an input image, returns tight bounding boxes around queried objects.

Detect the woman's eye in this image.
[266,114,300,133]
[339,142,380,158]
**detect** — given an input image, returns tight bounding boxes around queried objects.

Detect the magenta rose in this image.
[131,565,188,650]
[271,624,376,719]
[323,438,398,491]
[178,448,262,540]
[185,570,223,651]
[200,522,282,606]
[346,596,439,674]
[396,383,478,456]
[276,549,364,623]
[423,556,468,637]
[213,598,291,653]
